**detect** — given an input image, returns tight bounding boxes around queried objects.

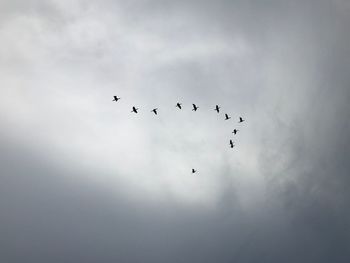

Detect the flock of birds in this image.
[113,96,246,174]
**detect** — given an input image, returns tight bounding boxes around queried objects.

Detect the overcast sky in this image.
[1,0,349,262]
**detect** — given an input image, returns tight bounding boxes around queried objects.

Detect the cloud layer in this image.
[1,0,349,262]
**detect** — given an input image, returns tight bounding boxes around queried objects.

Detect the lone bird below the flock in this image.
[192,169,197,174]
[176,103,182,109]
[151,108,158,115]
[192,104,199,111]
[113,96,120,102]
[225,114,231,120]
[215,105,220,113]
[131,106,139,113]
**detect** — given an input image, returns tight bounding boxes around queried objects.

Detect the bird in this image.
[232,129,239,135]
[151,108,158,115]
[192,104,199,111]
[239,117,245,123]
[176,103,182,109]
[192,168,197,174]
[112,96,120,102]
[214,105,220,113]
[229,140,235,148]
[225,114,231,120]
[131,106,139,113]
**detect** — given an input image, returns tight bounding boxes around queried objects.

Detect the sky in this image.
[0,0,349,262]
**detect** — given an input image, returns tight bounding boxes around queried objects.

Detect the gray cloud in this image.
[0,0,349,262]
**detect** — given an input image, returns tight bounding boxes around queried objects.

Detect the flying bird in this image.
[214,105,220,113]
[151,108,158,115]
[225,114,231,120]
[192,104,199,111]
[176,103,182,109]
[239,117,245,123]
[112,96,120,102]
[131,106,139,113]
[232,129,239,135]
[192,169,197,174]
[229,140,235,148]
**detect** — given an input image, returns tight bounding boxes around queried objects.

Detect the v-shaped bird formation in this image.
[113,95,246,174]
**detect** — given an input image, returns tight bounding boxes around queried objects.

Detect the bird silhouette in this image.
[225,114,231,120]
[214,105,220,113]
[176,103,182,109]
[239,117,245,123]
[232,129,239,135]
[192,168,197,174]
[131,106,139,113]
[112,96,120,102]
[151,108,158,115]
[192,104,199,111]
[230,140,235,148]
